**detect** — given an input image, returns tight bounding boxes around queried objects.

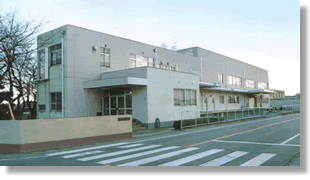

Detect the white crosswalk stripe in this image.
[158,149,224,166]
[62,151,103,159]
[46,142,278,166]
[77,145,161,161]
[118,144,144,148]
[199,151,249,166]
[46,142,129,156]
[97,146,180,165]
[117,147,199,166]
[240,153,276,166]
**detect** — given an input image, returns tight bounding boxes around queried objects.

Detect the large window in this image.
[174,89,196,106]
[38,49,46,79]
[219,95,224,104]
[258,82,268,89]
[101,47,110,67]
[51,92,62,111]
[228,75,242,86]
[228,95,239,103]
[50,44,62,66]
[218,73,223,83]
[245,79,255,88]
[129,54,155,68]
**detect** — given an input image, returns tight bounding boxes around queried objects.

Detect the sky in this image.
[0,0,300,95]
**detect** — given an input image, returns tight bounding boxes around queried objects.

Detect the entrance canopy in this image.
[83,77,147,89]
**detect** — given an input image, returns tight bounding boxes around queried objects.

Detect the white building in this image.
[36,24,273,129]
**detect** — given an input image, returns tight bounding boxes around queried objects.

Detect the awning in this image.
[202,87,275,94]
[83,77,147,89]
[199,82,220,87]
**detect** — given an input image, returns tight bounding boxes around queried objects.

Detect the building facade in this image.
[36,24,273,129]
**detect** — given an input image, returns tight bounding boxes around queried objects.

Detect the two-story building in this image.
[36,24,273,129]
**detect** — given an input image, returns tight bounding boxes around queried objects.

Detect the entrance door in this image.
[102,88,132,116]
[110,96,125,115]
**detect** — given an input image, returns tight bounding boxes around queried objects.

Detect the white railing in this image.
[177,107,267,130]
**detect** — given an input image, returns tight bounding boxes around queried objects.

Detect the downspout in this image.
[61,30,65,118]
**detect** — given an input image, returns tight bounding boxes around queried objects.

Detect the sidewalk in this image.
[288,154,300,166]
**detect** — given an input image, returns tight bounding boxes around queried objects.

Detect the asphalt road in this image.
[0,113,300,166]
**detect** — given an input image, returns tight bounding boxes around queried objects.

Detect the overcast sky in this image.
[0,0,300,95]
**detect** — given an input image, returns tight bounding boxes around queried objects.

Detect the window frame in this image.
[228,75,242,86]
[258,82,268,89]
[245,79,255,88]
[50,44,62,66]
[101,47,111,67]
[218,73,223,83]
[228,94,239,104]
[174,88,197,106]
[50,92,62,112]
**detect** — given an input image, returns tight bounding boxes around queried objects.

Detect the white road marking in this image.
[280,133,300,144]
[97,146,179,165]
[240,153,276,166]
[77,145,161,161]
[212,140,300,147]
[117,147,199,166]
[62,151,103,159]
[46,142,129,156]
[158,149,224,166]
[199,151,248,166]
[118,144,144,148]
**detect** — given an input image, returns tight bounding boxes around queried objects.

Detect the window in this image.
[191,90,196,105]
[218,73,223,83]
[101,47,110,67]
[38,49,46,79]
[148,57,155,67]
[219,95,224,104]
[228,95,239,103]
[174,89,197,106]
[51,92,62,111]
[245,79,255,88]
[50,44,62,65]
[39,104,46,111]
[262,98,269,103]
[228,75,242,86]
[258,82,268,89]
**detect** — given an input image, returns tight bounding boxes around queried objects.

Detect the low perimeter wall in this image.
[0,115,132,153]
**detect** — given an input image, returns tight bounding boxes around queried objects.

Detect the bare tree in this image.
[0,8,51,119]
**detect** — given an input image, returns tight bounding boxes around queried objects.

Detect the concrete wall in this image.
[0,115,132,145]
[0,121,21,144]
[147,68,200,128]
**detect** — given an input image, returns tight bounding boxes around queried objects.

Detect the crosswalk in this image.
[45,143,277,166]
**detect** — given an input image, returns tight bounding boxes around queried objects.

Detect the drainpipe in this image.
[61,30,65,118]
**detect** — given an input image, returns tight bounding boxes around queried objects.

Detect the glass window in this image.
[38,50,45,79]
[185,89,191,105]
[218,73,223,83]
[180,89,185,105]
[246,79,255,88]
[101,47,110,67]
[258,82,268,89]
[191,90,196,105]
[51,92,62,111]
[228,75,242,86]
[50,44,61,66]
[219,96,224,104]
[174,89,180,105]
[126,95,132,108]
